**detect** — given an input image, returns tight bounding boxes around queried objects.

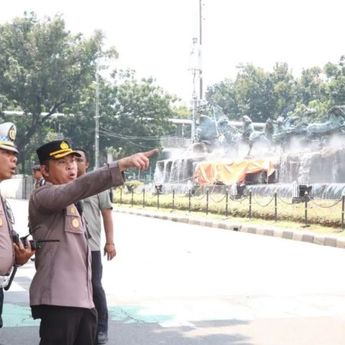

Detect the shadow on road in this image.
[0,318,253,345]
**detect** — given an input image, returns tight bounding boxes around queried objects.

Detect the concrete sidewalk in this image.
[115,206,345,249]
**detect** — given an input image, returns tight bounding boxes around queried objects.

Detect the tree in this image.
[297,66,325,104]
[99,73,177,157]
[0,12,116,171]
[232,64,274,122]
[206,64,293,122]
[324,56,345,105]
[172,105,191,119]
[205,79,239,119]
[54,71,177,167]
[269,63,297,118]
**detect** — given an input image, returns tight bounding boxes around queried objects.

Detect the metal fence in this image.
[114,186,345,230]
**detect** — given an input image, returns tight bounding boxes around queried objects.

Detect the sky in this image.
[1,0,345,105]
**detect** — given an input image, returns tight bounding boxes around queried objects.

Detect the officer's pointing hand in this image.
[118,149,158,171]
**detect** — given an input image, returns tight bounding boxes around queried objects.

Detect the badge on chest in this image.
[65,205,82,233]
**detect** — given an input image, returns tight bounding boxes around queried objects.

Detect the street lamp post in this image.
[94,65,100,169]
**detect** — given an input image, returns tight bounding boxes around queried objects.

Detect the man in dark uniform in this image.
[0,122,35,328]
[29,139,157,345]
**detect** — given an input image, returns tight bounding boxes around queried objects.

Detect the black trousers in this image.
[37,305,97,345]
[0,288,3,328]
[91,251,108,334]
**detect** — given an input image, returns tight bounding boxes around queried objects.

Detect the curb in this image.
[115,207,345,249]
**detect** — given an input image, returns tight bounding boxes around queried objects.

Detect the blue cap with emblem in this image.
[0,122,18,153]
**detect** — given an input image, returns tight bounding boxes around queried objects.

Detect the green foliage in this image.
[0,12,178,172]
[172,105,191,119]
[52,71,177,168]
[206,63,298,122]
[270,63,297,117]
[4,13,345,174]
[205,79,239,119]
[205,58,345,124]
[323,56,345,105]
[297,66,324,105]
[0,12,115,171]
[97,74,177,156]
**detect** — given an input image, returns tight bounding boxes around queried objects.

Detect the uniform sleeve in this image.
[31,162,123,213]
[98,190,113,210]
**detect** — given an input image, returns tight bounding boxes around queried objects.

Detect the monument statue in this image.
[194,106,241,153]
[192,104,345,155]
[217,116,241,146]
[272,110,309,150]
[241,115,255,141]
[306,105,345,138]
[155,103,345,193]
[195,114,218,143]
[271,105,345,150]
[241,115,270,155]
[264,118,274,141]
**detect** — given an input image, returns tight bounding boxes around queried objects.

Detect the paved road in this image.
[1,199,345,344]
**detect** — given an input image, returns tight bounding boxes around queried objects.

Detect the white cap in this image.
[0,122,18,153]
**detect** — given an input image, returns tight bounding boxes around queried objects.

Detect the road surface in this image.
[1,199,345,345]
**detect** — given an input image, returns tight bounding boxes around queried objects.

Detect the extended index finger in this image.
[143,148,159,158]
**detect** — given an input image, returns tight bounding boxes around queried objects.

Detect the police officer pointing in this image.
[0,122,35,328]
[29,139,157,345]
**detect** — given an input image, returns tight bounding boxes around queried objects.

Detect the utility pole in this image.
[199,0,203,100]
[190,37,200,142]
[94,65,100,169]
[189,0,204,142]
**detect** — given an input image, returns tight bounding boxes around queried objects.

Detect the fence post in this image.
[142,189,145,208]
[131,189,134,207]
[172,189,175,211]
[304,192,308,227]
[274,192,277,222]
[188,190,191,212]
[206,189,209,215]
[225,189,229,217]
[157,191,160,209]
[248,191,252,219]
[341,195,345,230]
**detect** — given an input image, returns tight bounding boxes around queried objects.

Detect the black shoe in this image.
[97,332,108,344]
